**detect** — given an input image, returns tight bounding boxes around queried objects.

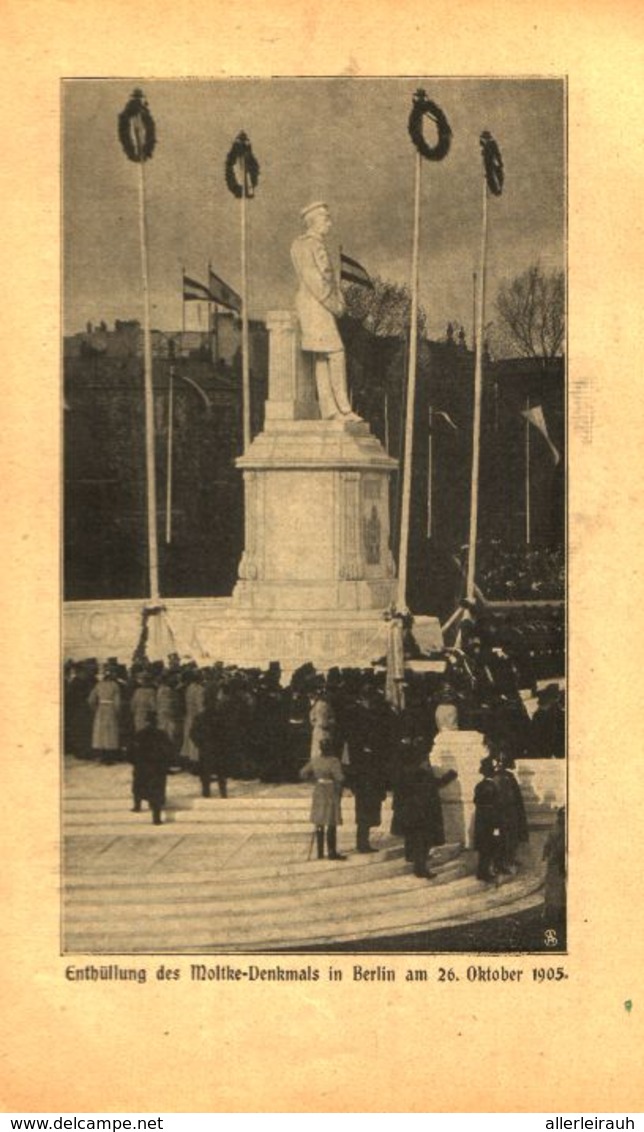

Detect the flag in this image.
[183,274,212,303]
[434,410,459,431]
[521,404,560,464]
[340,251,374,290]
[209,268,242,313]
[177,372,212,412]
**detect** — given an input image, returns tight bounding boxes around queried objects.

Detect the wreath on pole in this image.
[118,89,157,163]
[480,131,504,196]
[225,131,260,198]
[408,89,452,162]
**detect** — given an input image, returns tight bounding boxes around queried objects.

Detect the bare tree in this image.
[493,264,565,360]
[342,275,427,338]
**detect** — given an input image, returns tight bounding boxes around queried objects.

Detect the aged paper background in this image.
[2,0,643,1113]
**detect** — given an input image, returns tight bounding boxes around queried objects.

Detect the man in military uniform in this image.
[291,202,361,422]
[128,710,173,825]
[344,683,391,853]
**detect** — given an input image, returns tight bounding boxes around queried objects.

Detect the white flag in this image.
[435,410,459,431]
[521,404,560,464]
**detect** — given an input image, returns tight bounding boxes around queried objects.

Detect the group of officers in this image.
[64,650,539,884]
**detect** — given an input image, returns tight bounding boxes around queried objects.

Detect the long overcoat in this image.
[181,681,205,763]
[473,776,503,853]
[290,233,344,352]
[495,767,529,860]
[396,760,451,847]
[345,701,390,828]
[300,753,344,826]
[156,683,182,746]
[190,706,232,780]
[88,678,121,751]
[129,725,173,809]
[130,686,157,733]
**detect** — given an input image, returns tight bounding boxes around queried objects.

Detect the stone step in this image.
[62,824,375,842]
[63,833,403,877]
[64,794,396,837]
[65,840,463,890]
[65,806,322,826]
[64,790,314,811]
[63,870,544,952]
[65,857,470,921]
[65,847,466,904]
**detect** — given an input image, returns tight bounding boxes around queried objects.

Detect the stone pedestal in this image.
[63,311,444,676]
[431,731,488,849]
[430,731,566,849]
[225,310,423,671]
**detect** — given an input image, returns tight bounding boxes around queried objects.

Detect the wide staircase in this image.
[63,758,550,953]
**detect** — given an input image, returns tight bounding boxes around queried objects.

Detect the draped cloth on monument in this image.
[385,617,405,712]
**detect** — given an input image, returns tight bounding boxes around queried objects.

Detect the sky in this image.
[63,77,565,341]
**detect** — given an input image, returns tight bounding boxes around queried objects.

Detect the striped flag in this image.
[209,268,242,313]
[340,251,374,290]
[183,274,212,303]
[522,404,560,464]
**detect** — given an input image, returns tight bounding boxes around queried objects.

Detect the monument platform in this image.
[62,309,444,672]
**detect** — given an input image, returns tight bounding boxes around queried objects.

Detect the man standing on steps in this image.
[190,697,230,799]
[396,738,458,881]
[300,736,346,860]
[344,683,390,853]
[128,709,173,825]
[291,201,362,422]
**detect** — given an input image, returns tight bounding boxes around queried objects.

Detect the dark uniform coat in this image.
[473,776,503,853]
[129,724,173,809]
[495,767,529,864]
[345,700,390,829]
[190,706,232,783]
[396,759,455,847]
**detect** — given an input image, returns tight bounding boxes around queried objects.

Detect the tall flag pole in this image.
[165,341,175,545]
[427,404,434,538]
[465,130,504,604]
[525,394,531,546]
[208,260,218,366]
[118,89,160,600]
[225,131,260,453]
[398,90,451,612]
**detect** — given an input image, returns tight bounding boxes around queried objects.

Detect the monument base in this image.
[195,607,394,678]
[63,598,443,681]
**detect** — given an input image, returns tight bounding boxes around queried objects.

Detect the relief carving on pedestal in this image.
[363,504,382,565]
[339,471,363,580]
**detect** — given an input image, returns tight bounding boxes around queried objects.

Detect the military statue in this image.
[291,201,362,422]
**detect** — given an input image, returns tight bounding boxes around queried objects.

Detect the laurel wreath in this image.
[132,603,166,665]
[408,89,452,162]
[118,89,157,163]
[225,131,260,198]
[480,131,504,196]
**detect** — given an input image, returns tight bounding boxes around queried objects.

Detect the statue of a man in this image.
[291,202,362,422]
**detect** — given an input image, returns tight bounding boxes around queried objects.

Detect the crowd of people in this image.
[476,542,565,601]
[65,624,565,780]
[67,650,549,885]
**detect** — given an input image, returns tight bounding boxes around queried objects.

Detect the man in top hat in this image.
[291,202,361,423]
